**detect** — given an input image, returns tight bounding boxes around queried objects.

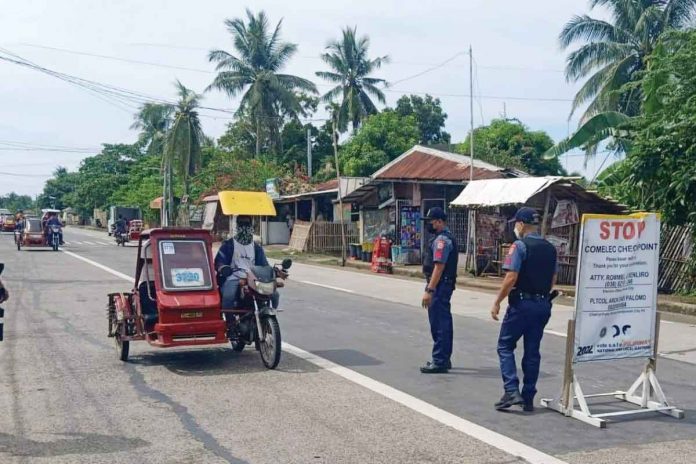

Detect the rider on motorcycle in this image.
[214,215,280,309]
[45,213,64,245]
[114,215,127,237]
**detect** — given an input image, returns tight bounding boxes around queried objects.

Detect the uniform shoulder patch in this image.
[436,240,445,250]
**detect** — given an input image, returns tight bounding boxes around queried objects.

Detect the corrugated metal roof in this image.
[451,177,564,207]
[373,145,504,182]
[450,177,626,213]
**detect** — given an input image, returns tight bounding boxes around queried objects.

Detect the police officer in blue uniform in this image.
[420,207,458,374]
[491,207,557,411]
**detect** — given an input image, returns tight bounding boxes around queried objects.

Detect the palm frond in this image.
[559,15,633,49]
[544,111,633,159]
[665,0,696,28]
[565,41,634,82]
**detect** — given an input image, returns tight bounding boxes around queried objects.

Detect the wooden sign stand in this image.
[541,313,684,428]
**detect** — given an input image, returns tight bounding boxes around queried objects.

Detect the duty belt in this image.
[512,290,548,301]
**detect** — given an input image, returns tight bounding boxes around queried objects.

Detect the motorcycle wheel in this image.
[230,340,246,352]
[53,240,58,251]
[258,316,281,369]
[115,330,129,362]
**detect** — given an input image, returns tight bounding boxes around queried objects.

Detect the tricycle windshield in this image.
[158,239,213,291]
[26,219,42,232]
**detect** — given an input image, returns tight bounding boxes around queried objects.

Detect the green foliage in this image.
[339,111,419,176]
[544,112,633,160]
[166,81,204,196]
[131,103,173,156]
[316,27,389,131]
[38,167,79,210]
[557,0,696,158]
[208,9,317,156]
[395,94,450,145]
[72,144,139,215]
[110,155,163,223]
[0,192,34,212]
[457,119,566,175]
[190,147,290,198]
[597,30,696,226]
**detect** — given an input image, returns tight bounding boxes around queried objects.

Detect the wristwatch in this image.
[425,287,435,294]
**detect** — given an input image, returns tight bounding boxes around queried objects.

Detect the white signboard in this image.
[574,213,660,363]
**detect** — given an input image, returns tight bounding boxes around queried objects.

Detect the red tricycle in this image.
[17,217,61,251]
[107,225,291,368]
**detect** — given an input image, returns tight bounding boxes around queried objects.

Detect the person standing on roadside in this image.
[491,207,557,412]
[420,207,458,374]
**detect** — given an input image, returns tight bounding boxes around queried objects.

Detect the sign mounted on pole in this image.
[574,213,660,363]
[542,213,684,428]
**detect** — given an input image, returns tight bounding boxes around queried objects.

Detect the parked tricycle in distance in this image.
[107,191,290,369]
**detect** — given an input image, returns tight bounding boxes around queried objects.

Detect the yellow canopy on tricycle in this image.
[218,191,276,216]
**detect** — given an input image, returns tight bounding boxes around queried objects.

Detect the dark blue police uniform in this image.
[497,232,557,405]
[423,227,458,368]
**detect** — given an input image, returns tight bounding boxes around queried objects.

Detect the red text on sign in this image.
[599,221,647,240]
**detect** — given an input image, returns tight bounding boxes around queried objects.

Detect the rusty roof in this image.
[373,145,505,182]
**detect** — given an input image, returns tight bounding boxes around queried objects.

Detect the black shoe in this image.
[495,391,525,410]
[446,360,452,369]
[420,361,449,374]
[522,401,534,412]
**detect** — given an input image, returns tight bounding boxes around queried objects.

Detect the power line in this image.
[390,51,466,86]
[5,44,575,105]
[0,171,53,177]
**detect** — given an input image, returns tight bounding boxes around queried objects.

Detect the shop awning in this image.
[450,177,565,207]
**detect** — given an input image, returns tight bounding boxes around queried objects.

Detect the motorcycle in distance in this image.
[217,258,291,369]
[114,229,128,246]
[49,224,61,251]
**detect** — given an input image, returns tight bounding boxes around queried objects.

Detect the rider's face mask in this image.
[235,222,254,245]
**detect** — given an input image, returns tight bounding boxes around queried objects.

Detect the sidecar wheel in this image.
[259,316,281,369]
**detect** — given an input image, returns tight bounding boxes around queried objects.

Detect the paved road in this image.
[1,226,695,463]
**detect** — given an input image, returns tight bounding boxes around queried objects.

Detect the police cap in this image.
[424,207,447,221]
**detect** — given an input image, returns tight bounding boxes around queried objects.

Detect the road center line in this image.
[61,248,567,464]
[298,280,355,293]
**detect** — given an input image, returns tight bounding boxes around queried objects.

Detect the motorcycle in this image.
[114,230,128,246]
[217,258,291,369]
[49,224,61,251]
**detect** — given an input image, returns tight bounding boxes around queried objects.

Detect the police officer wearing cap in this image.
[491,207,557,411]
[420,207,458,374]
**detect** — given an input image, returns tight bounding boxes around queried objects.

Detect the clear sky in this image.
[0,0,612,196]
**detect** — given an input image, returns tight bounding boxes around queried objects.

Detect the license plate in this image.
[181,311,203,319]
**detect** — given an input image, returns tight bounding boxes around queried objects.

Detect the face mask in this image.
[514,223,523,239]
[235,224,254,245]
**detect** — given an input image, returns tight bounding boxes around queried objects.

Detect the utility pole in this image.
[307,127,313,178]
[332,114,347,267]
[468,45,477,275]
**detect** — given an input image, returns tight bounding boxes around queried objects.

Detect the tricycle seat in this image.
[138,281,159,325]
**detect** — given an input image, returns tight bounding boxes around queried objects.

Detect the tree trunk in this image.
[255,116,261,158]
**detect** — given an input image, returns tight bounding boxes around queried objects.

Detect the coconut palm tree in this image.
[547,0,696,159]
[207,9,317,157]
[316,27,389,132]
[163,81,204,224]
[130,103,173,156]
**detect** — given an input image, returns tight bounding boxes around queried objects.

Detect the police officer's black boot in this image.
[494,391,525,410]
[420,361,449,374]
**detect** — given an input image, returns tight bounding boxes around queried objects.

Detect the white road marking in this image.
[544,329,568,337]
[83,241,97,245]
[61,250,133,282]
[283,343,567,464]
[62,249,567,464]
[298,280,355,294]
[99,241,112,245]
